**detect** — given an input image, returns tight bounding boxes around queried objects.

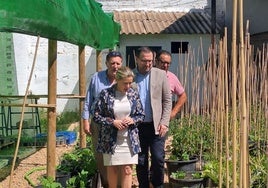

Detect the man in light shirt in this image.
[155,50,187,119]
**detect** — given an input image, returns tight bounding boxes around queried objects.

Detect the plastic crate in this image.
[56,131,77,145]
[36,133,47,138]
[36,131,77,145]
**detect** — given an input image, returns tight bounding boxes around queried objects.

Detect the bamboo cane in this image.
[265,56,268,188]
[238,0,249,186]
[223,27,230,188]
[8,36,40,188]
[231,0,238,186]
[245,21,251,187]
[218,39,224,188]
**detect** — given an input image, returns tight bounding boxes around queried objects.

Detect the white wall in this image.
[98,0,208,12]
[13,33,111,113]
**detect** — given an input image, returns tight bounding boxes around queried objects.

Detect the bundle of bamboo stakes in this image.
[176,26,268,188]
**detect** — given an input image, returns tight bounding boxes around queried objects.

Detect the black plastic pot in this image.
[165,157,198,182]
[56,171,71,187]
[170,176,204,188]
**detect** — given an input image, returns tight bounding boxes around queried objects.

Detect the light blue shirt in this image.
[82,70,113,119]
[135,71,153,122]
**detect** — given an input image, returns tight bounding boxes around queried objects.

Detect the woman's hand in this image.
[122,117,134,127]
[113,119,127,130]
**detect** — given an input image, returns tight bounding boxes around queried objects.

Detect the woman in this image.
[93,66,145,188]
[82,51,123,187]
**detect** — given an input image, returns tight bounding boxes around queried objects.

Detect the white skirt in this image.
[103,129,138,166]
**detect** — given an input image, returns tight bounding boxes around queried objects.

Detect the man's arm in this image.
[83,119,91,135]
[170,92,187,119]
[82,74,96,135]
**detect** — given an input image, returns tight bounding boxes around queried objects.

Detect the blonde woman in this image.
[93,66,145,188]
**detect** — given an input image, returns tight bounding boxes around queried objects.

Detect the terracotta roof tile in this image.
[113,10,221,35]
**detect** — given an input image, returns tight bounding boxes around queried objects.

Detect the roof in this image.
[113,10,221,35]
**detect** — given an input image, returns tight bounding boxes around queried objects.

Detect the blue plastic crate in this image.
[36,131,77,145]
[36,133,47,138]
[56,131,77,145]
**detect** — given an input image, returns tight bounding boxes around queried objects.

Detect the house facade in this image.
[112,10,221,78]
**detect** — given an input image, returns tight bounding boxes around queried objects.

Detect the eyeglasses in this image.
[138,58,153,63]
[158,60,171,66]
[106,51,122,61]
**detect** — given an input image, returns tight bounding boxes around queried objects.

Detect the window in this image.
[171,42,189,54]
[125,46,162,69]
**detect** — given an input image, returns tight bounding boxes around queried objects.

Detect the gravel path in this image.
[0,145,75,188]
[0,123,78,188]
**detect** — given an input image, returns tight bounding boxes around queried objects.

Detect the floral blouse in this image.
[93,84,145,155]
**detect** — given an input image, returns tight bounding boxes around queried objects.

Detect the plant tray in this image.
[0,147,36,163]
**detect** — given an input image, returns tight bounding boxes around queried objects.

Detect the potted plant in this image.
[169,170,204,188]
[165,115,214,182]
[57,137,97,187]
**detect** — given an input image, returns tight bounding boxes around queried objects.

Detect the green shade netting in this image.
[0,0,121,50]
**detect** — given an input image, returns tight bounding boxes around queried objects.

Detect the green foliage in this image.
[192,171,202,179]
[249,153,268,187]
[202,157,235,187]
[171,171,203,180]
[58,148,96,176]
[168,114,214,160]
[39,176,63,188]
[56,111,80,125]
[40,110,80,132]
[66,170,88,188]
[168,118,180,135]
[171,171,186,179]
[202,160,220,185]
[57,141,97,188]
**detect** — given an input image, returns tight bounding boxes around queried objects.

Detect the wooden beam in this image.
[0,94,85,99]
[47,40,57,180]
[0,103,56,108]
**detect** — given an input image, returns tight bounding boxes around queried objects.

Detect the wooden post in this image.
[47,40,57,179]
[96,50,102,71]
[79,46,86,148]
